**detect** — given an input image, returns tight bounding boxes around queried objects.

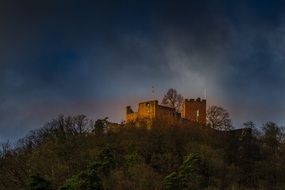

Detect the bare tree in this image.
[207,106,232,131]
[243,121,260,138]
[262,122,282,153]
[0,141,11,159]
[161,88,184,113]
[92,117,109,135]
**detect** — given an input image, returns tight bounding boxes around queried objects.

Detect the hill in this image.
[0,115,285,189]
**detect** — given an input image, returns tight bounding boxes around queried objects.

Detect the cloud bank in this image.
[1,0,285,141]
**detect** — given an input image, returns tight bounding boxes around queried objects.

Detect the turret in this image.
[182,98,206,125]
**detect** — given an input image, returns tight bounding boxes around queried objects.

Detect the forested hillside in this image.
[1,115,285,190]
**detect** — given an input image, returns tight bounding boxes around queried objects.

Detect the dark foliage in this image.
[29,173,51,190]
[1,115,285,189]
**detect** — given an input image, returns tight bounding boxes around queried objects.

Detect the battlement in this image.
[182,97,206,125]
[185,98,206,103]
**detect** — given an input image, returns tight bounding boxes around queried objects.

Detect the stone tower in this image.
[182,98,206,125]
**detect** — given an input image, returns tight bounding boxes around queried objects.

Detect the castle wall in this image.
[137,100,158,119]
[182,98,206,125]
[126,112,138,122]
[126,100,178,123]
[126,100,157,123]
[126,106,138,122]
[156,105,179,123]
[126,98,206,125]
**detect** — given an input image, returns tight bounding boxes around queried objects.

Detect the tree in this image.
[162,172,179,190]
[161,88,184,112]
[262,122,281,153]
[207,106,232,131]
[60,146,115,190]
[29,173,51,190]
[59,167,103,190]
[243,121,260,138]
[0,141,11,159]
[162,153,208,190]
[92,117,108,135]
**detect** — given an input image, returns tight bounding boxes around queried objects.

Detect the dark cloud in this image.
[1,0,285,141]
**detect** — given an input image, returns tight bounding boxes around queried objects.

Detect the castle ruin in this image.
[126,98,206,125]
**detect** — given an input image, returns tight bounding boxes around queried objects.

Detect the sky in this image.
[1,0,285,142]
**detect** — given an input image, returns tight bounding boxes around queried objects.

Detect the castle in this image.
[126,98,206,125]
